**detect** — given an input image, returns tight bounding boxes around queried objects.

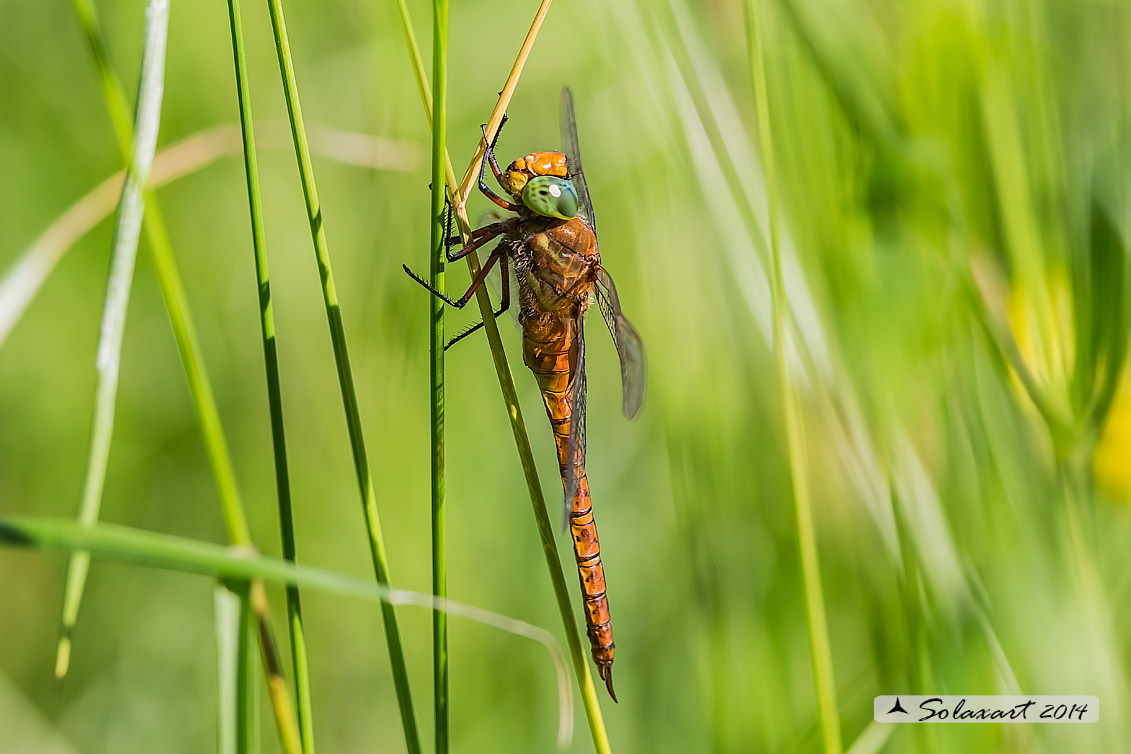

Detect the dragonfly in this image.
[403,87,645,700]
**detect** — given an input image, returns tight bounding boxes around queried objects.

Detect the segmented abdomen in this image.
[521,312,616,690]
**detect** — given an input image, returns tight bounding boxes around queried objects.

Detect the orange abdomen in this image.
[521,315,617,697]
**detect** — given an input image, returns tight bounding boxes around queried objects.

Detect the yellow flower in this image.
[1094,373,1131,501]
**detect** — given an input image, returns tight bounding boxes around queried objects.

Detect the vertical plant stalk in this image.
[215,586,241,754]
[225,0,315,751]
[64,2,302,751]
[744,2,842,753]
[428,0,449,751]
[248,579,302,753]
[390,1,612,751]
[58,0,168,691]
[237,585,261,754]
[262,1,422,752]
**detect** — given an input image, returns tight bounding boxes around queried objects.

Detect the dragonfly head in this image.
[501,151,577,219]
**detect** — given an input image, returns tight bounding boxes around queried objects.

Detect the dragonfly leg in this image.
[444,253,510,351]
[441,197,480,248]
[446,220,507,263]
[403,247,504,309]
[443,198,459,246]
[477,123,523,213]
[482,117,508,187]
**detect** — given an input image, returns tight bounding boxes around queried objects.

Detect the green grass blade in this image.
[237,586,260,754]
[58,0,257,684]
[745,1,842,752]
[429,0,449,751]
[68,0,250,549]
[261,2,421,751]
[64,3,303,749]
[392,0,432,127]
[55,0,169,687]
[143,215,249,548]
[224,1,314,751]
[1,514,573,744]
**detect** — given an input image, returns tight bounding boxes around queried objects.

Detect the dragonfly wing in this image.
[561,87,596,231]
[485,247,521,328]
[594,266,646,419]
[562,316,588,531]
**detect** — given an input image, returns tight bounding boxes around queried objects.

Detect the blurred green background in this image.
[4,0,1131,751]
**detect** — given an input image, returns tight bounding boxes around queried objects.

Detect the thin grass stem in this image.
[428,0,449,751]
[64,2,301,749]
[261,1,421,750]
[237,584,260,754]
[59,0,262,670]
[0,515,573,746]
[56,0,168,693]
[387,0,459,193]
[215,586,241,754]
[0,122,418,353]
[389,1,611,750]
[68,0,250,552]
[745,2,842,752]
[224,1,314,750]
[247,579,302,754]
[452,1,553,209]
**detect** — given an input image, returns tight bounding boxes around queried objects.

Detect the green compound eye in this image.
[521,175,579,220]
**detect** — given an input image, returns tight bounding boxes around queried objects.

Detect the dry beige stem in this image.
[451,0,554,236]
[0,122,420,349]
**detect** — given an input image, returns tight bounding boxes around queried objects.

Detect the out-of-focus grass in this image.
[4,0,1131,752]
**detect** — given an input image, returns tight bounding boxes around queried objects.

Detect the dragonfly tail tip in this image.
[601,666,618,703]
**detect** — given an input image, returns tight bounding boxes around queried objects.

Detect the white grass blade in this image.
[54,0,169,684]
[214,586,242,754]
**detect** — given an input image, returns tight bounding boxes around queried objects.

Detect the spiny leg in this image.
[477,120,522,213]
[443,197,457,249]
[443,197,472,249]
[482,115,508,186]
[403,247,504,309]
[444,253,510,351]
[446,217,507,264]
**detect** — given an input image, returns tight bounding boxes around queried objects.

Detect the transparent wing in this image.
[594,266,646,419]
[486,247,521,329]
[476,209,506,226]
[562,317,588,531]
[478,209,520,331]
[560,87,596,231]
